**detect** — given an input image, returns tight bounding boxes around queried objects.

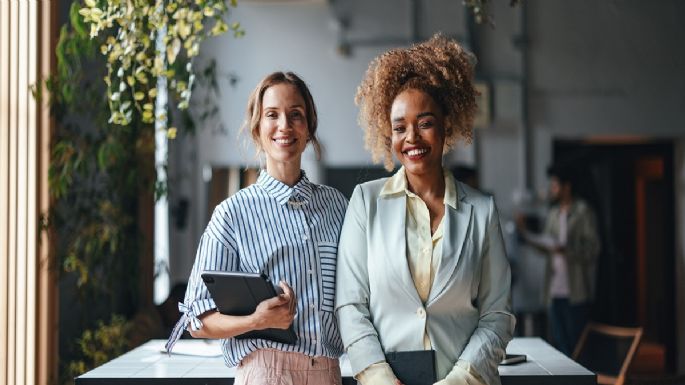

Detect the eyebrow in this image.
[263,104,305,110]
[417,112,436,119]
[392,112,435,123]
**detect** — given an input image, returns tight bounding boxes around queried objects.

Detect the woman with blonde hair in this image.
[336,35,515,385]
[167,71,347,385]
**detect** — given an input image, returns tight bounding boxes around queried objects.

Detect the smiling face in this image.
[390,88,446,177]
[258,83,309,171]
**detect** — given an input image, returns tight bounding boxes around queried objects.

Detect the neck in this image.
[559,195,573,209]
[405,167,445,200]
[266,159,302,187]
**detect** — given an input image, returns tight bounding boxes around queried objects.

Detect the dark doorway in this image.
[553,139,676,373]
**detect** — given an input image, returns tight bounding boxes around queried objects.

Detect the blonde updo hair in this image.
[242,71,322,160]
[355,34,478,171]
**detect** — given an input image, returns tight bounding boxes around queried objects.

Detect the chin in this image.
[269,151,303,164]
[402,163,436,176]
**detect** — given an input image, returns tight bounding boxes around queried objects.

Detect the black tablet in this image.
[201,271,298,344]
[386,350,436,385]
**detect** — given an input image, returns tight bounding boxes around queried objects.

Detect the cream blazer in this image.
[335,176,515,385]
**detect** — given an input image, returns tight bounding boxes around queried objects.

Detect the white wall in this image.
[528,1,685,137]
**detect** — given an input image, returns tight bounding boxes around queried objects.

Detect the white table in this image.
[75,337,595,385]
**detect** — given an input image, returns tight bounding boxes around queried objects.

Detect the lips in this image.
[403,146,429,160]
[273,137,296,146]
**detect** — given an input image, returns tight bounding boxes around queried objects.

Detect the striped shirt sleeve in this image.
[165,205,239,353]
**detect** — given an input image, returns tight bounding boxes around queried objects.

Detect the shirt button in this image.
[416,307,426,319]
[308,270,314,275]
[302,234,309,241]
[310,304,316,309]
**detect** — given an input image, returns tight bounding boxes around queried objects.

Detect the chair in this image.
[572,322,643,385]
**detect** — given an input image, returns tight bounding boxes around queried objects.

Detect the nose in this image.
[277,114,292,131]
[406,125,419,142]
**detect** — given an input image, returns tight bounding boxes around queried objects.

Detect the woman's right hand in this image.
[251,281,297,330]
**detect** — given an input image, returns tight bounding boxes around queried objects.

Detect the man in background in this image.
[517,165,600,356]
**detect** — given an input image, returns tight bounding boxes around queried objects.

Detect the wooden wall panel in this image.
[0,1,57,384]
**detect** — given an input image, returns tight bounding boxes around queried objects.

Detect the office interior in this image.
[2,0,685,384]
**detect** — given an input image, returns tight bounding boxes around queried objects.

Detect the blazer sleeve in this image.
[459,197,516,385]
[335,185,387,375]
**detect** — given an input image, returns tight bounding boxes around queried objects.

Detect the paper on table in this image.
[161,339,222,357]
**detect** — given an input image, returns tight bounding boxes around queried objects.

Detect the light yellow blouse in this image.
[380,167,455,348]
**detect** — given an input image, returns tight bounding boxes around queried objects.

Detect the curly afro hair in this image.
[355,34,478,171]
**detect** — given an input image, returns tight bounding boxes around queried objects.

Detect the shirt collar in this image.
[380,166,458,209]
[256,169,315,206]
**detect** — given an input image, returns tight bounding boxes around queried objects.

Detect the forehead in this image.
[390,88,440,118]
[262,82,305,107]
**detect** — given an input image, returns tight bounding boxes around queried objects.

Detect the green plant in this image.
[48,1,150,301]
[65,315,133,381]
[79,0,243,126]
[42,1,238,383]
[45,5,151,384]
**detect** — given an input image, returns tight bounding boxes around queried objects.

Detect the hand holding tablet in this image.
[201,271,298,344]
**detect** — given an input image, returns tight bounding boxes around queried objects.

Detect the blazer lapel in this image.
[377,194,422,304]
[427,184,473,305]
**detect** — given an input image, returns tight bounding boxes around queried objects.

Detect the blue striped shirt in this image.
[166,170,348,366]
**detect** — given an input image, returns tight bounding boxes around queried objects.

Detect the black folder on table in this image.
[201,271,297,344]
[386,350,436,385]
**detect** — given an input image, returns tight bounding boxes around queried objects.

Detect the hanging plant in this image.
[40,2,239,382]
[79,0,244,126]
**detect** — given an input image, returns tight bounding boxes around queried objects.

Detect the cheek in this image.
[434,133,446,150]
[257,121,272,144]
[433,125,446,144]
[299,121,310,137]
[259,118,276,134]
[390,135,402,154]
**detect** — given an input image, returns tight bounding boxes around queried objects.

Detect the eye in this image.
[290,110,304,119]
[419,119,434,129]
[265,111,277,119]
[392,126,405,133]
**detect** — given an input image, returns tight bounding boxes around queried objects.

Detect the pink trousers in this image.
[234,349,342,385]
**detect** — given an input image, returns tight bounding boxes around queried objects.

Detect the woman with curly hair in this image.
[335,35,515,385]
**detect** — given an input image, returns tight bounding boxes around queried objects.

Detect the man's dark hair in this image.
[547,164,578,189]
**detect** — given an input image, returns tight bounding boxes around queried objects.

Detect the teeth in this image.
[406,148,428,156]
[274,138,294,144]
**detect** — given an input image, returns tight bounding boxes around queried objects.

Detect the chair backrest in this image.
[572,322,643,385]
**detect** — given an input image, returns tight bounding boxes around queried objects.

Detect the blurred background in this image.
[2,0,684,384]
